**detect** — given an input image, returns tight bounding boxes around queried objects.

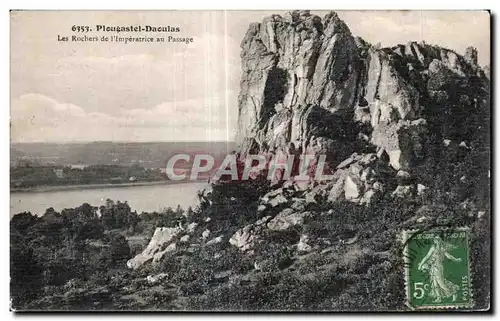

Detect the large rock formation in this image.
[237,10,489,182]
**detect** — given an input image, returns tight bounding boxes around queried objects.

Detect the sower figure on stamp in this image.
[418,236,462,303]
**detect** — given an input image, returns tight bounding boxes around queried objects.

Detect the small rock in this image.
[204,217,212,222]
[358,133,370,142]
[297,234,312,253]
[372,181,384,192]
[392,185,415,198]
[213,270,232,280]
[443,139,452,146]
[282,180,296,190]
[268,194,288,207]
[267,211,311,231]
[358,153,377,166]
[255,215,272,226]
[201,229,210,240]
[478,211,486,218]
[230,229,257,251]
[337,155,356,169]
[321,247,334,254]
[396,170,411,180]
[328,170,348,202]
[291,198,307,211]
[304,184,329,203]
[257,204,267,212]
[459,141,469,149]
[229,217,270,251]
[295,180,310,191]
[206,236,223,246]
[349,163,363,176]
[262,188,284,202]
[417,184,427,195]
[146,273,169,285]
[187,222,198,233]
[180,235,190,243]
[416,216,428,223]
[344,175,362,200]
[359,189,377,205]
[360,167,373,182]
[345,235,358,245]
[152,243,176,263]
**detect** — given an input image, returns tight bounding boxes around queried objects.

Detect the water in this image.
[10,182,206,217]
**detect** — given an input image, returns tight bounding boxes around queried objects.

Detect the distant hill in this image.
[10,141,237,168]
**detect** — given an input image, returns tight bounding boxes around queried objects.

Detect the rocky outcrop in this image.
[236,10,489,194]
[127,227,181,270]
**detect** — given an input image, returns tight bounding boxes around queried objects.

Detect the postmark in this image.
[403,227,473,310]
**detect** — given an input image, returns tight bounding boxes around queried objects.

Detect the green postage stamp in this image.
[403,228,473,310]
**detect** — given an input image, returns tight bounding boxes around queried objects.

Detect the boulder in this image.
[127,227,181,270]
[229,216,272,251]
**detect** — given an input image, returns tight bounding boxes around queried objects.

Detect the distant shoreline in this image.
[10,180,204,193]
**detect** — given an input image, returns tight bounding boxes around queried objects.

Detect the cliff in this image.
[237,10,489,174]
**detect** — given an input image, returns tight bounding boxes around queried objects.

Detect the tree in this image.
[10,212,38,233]
[10,230,43,309]
[109,234,131,264]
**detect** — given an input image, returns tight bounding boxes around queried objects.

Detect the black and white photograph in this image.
[9,9,491,311]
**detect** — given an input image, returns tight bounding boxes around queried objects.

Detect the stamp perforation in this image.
[402,227,474,310]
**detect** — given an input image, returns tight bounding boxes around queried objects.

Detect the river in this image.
[10,182,207,218]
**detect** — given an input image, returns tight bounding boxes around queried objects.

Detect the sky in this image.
[10,10,490,143]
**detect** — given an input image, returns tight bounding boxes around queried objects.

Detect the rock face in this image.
[236,10,489,190]
[127,227,181,270]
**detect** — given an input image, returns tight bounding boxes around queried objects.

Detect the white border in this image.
[2,1,498,320]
